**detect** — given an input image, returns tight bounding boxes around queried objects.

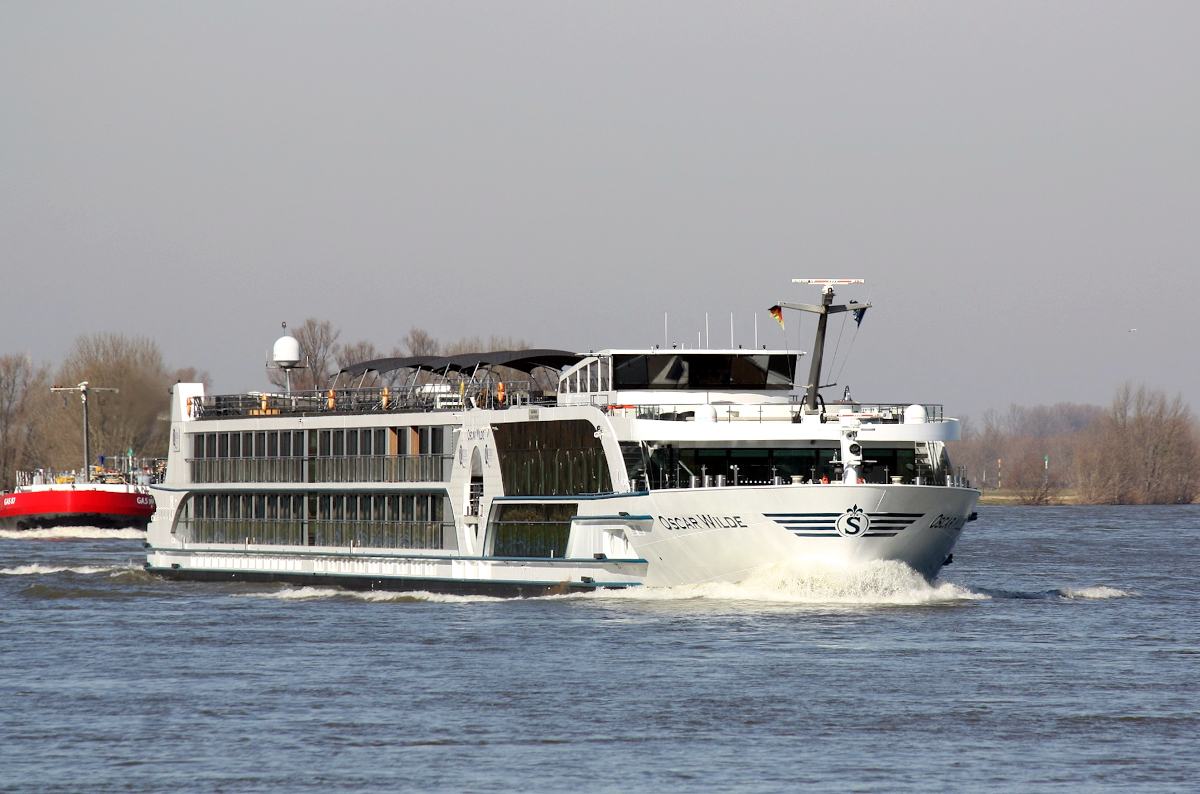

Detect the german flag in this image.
[768,305,784,330]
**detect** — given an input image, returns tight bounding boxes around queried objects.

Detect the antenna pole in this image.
[82,385,90,476]
[775,279,870,413]
[51,381,119,480]
[804,289,834,411]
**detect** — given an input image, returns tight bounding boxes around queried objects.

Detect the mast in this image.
[50,381,119,480]
[773,279,871,413]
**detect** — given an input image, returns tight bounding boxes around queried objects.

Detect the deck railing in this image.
[195,381,542,419]
[603,403,947,423]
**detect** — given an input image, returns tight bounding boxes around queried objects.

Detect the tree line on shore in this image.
[4,323,1198,504]
[0,334,207,487]
[947,384,1200,504]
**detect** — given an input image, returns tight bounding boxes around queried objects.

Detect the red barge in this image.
[1,380,159,531]
[0,476,156,531]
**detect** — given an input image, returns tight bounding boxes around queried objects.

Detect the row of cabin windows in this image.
[180,491,448,549]
[191,427,447,459]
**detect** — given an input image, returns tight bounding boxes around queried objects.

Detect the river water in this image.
[2,506,1197,793]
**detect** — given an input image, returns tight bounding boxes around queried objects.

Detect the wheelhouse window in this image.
[610,353,795,390]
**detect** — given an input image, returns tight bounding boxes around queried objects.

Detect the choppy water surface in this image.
[2,507,1198,793]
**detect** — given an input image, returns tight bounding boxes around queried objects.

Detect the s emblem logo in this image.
[835,505,871,538]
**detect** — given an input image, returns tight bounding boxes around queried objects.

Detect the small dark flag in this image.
[768,305,784,330]
[850,300,868,327]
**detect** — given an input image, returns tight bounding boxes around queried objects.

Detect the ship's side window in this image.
[255,432,265,458]
[766,355,795,387]
[267,431,279,458]
[218,433,230,459]
[418,426,445,454]
[318,430,331,457]
[333,430,345,457]
[279,431,290,458]
[192,435,204,459]
[375,429,387,456]
[346,429,358,456]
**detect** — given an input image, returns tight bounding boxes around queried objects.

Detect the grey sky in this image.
[3,2,1197,421]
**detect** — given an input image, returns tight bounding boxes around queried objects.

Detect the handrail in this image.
[195,381,537,419]
[601,403,947,423]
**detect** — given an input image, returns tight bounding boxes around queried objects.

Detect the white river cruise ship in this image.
[145,281,979,595]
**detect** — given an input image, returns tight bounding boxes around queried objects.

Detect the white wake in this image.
[590,558,984,607]
[0,527,146,540]
[0,563,138,576]
[235,586,501,603]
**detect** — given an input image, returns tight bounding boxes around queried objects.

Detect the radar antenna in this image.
[772,279,871,414]
[267,321,307,395]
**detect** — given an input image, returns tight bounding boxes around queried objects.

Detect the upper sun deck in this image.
[182,345,952,429]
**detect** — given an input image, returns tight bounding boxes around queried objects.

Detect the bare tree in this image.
[402,327,441,357]
[1006,438,1051,505]
[169,366,211,388]
[333,340,405,388]
[441,334,531,356]
[1075,384,1200,504]
[39,334,175,470]
[0,353,51,488]
[949,401,1103,493]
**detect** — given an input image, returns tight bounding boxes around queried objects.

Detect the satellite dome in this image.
[273,335,302,369]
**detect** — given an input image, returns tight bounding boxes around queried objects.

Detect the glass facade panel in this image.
[176,490,453,549]
[491,502,576,558]
[492,420,612,496]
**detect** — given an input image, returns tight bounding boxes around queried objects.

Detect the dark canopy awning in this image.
[339,349,585,377]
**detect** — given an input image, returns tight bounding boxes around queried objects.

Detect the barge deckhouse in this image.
[145,282,979,595]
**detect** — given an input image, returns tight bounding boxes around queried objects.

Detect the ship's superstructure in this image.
[145,283,978,595]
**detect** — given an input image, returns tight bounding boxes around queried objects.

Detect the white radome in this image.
[273,335,302,369]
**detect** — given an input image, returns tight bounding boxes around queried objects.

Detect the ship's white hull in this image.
[145,483,978,595]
